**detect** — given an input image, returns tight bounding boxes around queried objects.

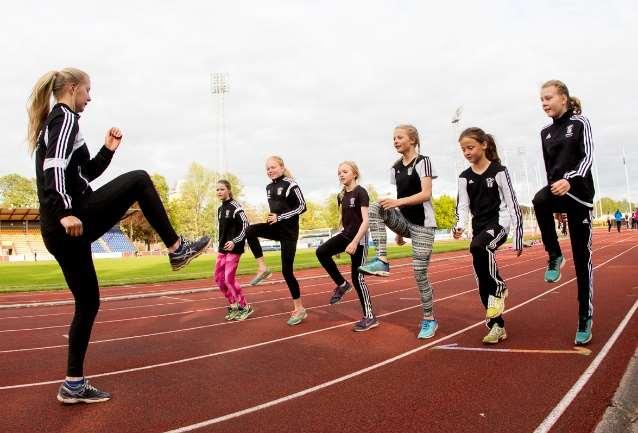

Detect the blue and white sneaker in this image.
[57,380,111,404]
[358,257,390,277]
[417,319,438,339]
[575,317,593,346]
[544,255,566,283]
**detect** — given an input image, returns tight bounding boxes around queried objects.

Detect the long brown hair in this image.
[541,79,582,115]
[459,127,501,165]
[26,68,89,155]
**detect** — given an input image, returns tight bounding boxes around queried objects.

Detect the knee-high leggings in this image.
[316,233,374,318]
[42,170,179,377]
[215,252,246,307]
[368,203,435,317]
[246,223,301,299]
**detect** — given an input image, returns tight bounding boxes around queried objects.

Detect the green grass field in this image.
[0,240,475,293]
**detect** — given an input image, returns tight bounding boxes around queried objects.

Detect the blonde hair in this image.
[394,124,421,167]
[267,155,293,178]
[337,160,361,203]
[541,80,582,115]
[26,68,89,155]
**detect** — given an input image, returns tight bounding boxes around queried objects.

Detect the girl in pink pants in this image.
[215,180,254,321]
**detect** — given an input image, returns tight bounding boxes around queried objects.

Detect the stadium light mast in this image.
[621,143,632,214]
[211,73,230,176]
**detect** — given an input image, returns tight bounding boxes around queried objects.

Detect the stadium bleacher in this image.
[103,228,136,253]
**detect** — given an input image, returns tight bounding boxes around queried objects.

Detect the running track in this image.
[1,230,636,433]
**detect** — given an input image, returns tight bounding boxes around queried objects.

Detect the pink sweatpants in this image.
[214,253,246,307]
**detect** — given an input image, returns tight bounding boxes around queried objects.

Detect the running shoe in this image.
[225,305,239,321]
[329,282,352,304]
[169,235,210,271]
[286,308,307,326]
[358,257,390,277]
[575,317,593,346]
[250,269,272,286]
[482,324,507,344]
[352,316,379,332]
[486,290,507,319]
[57,380,111,404]
[417,319,438,339]
[544,255,566,283]
[234,305,255,321]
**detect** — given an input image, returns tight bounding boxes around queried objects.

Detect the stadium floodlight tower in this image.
[451,106,464,180]
[621,143,632,214]
[211,73,230,177]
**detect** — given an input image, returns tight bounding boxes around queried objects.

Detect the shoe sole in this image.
[57,395,111,404]
[359,270,390,277]
[171,240,211,271]
[353,321,379,332]
[544,258,567,283]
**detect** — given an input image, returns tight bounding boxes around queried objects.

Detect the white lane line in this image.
[162,243,638,433]
[534,298,638,433]
[0,248,551,326]
[0,262,548,353]
[160,296,194,302]
[0,261,550,386]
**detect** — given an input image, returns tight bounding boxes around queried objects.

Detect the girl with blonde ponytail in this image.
[535,79,596,346]
[246,156,308,325]
[316,161,377,331]
[28,68,210,404]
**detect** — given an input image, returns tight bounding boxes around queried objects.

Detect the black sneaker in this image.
[329,282,352,304]
[57,380,111,404]
[169,235,211,271]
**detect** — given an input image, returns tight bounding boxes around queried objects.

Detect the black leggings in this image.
[470,226,508,328]
[246,223,301,299]
[316,233,374,318]
[42,170,179,377]
[533,186,593,320]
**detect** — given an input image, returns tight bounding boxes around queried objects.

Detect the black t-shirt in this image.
[339,185,369,241]
[390,154,437,227]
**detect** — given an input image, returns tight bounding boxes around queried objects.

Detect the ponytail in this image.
[394,124,421,167]
[26,68,89,155]
[542,80,582,115]
[459,127,501,165]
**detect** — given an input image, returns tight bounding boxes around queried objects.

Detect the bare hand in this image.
[550,179,570,196]
[452,228,463,240]
[379,198,400,210]
[60,216,83,237]
[345,241,358,255]
[105,127,123,151]
[395,234,406,246]
[267,213,278,224]
[223,241,235,251]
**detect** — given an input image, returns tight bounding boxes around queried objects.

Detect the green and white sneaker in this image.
[225,305,239,321]
[483,324,507,344]
[234,305,254,321]
[286,308,307,326]
[250,269,272,286]
[575,317,593,346]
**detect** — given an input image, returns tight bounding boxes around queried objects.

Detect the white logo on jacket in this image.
[226,210,230,218]
[546,132,551,139]
[486,177,495,188]
[566,124,573,138]
[349,197,356,207]
[277,187,284,195]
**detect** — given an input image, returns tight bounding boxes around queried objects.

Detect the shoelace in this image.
[547,257,560,270]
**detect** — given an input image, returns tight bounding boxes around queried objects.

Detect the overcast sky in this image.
[1,0,636,207]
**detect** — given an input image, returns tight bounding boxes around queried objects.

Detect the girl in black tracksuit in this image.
[316,161,377,332]
[534,80,595,346]
[454,128,523,345]
[246,156,307,325]
[27,68,209,404]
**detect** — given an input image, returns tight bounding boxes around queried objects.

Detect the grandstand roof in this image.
[0,208,40,221]
[0,208,138,222]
